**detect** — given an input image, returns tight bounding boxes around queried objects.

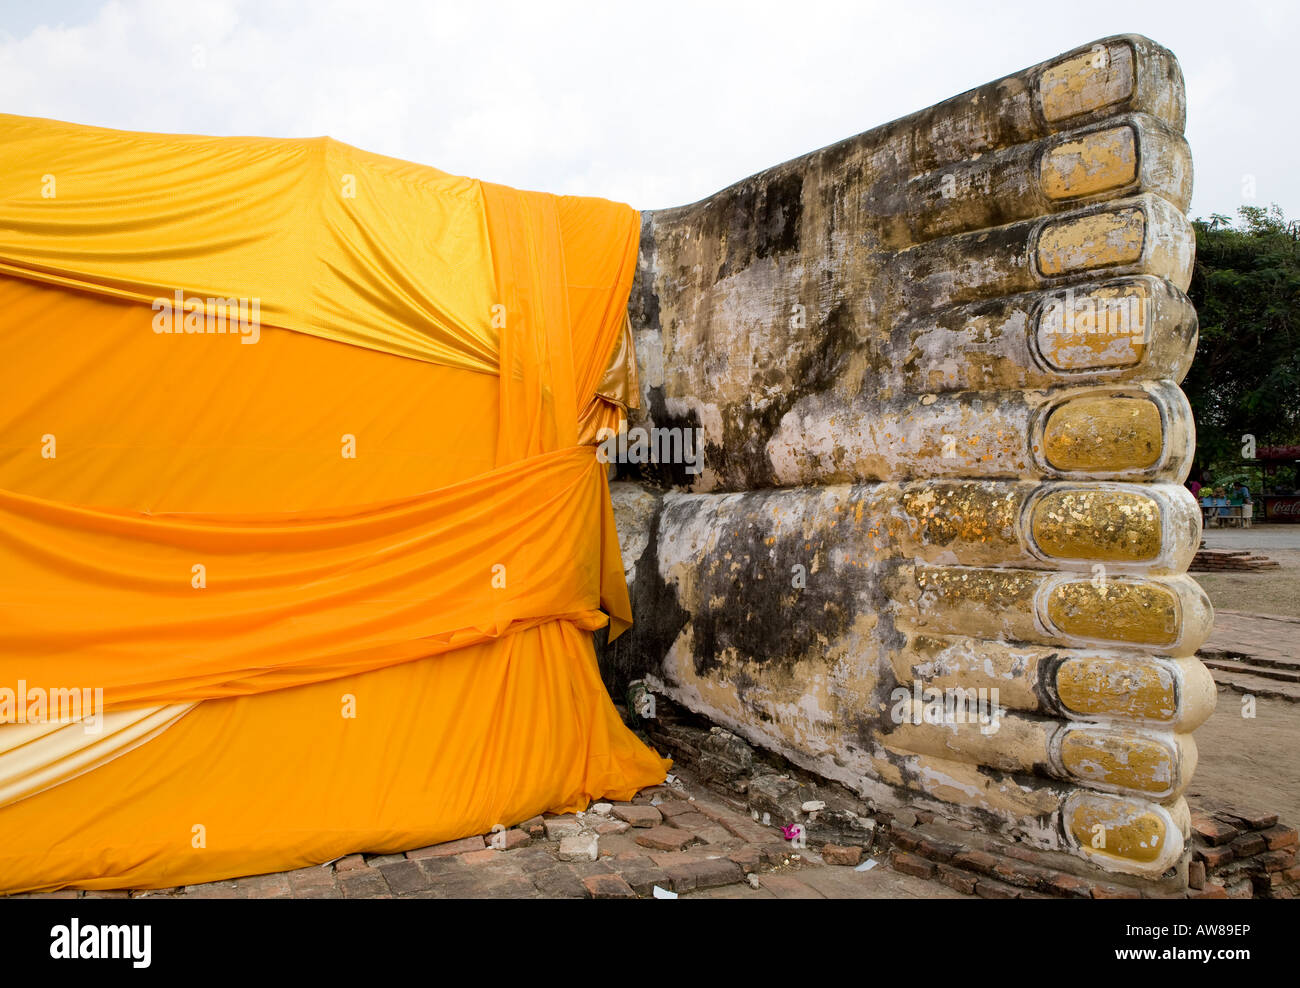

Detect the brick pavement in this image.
[14,771,958,900]
[14,764,1292,900]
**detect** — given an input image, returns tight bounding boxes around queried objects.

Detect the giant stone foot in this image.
[602,34,1210,881]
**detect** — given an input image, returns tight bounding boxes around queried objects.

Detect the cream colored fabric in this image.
[0,704,195,810]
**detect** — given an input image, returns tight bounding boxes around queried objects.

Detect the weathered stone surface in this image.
[1263,825,1299,851]
[543,816,583,841]
[406,835,485,859]
[820,844,863,867]
[657,800,695,820]
[377,860,428,896]
[236,873,292,899]
[612,805,662,828]
[489,828,532,851]
[663,857,744,893]
[532,865,587,899]
[599,33,1208,884]
[891,852,937,880]
[618,862,672,897]
[938,864,979,895]
[582,873,638,899]
[183,880,239,899]
[727,847,762,873]
[635,826,697,852]
[698,729,755,782]
[338,870,390,899]
[557,834,599,862]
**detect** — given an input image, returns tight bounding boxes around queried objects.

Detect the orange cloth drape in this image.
[0,115,666,893]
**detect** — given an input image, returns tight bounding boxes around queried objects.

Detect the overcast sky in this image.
[0,0,1293,219]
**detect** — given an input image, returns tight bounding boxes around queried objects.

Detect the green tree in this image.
[1185,204,1300,479]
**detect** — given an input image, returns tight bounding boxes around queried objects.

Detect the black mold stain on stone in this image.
[595,500,690,698]
[619,386,704,490]
[698,297,860,491]
[687,169,805,283]
[753,171,803,260]
[630,211,661,333]
[672,493,855,680]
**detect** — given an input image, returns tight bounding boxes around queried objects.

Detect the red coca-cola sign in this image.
[1264,496,1300,522]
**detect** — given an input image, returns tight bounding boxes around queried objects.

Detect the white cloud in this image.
[0,0,1294,218]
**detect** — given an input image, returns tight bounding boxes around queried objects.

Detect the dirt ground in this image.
[1188,693,1300,826]
[1190,527,1300,823]
[1195,547,1300,619]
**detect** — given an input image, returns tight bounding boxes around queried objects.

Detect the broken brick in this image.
[657,801,696,820]
[937,863,977,895]
[582,873,637,899]
[1195,845,1235,869]
[377,860,429,895]
[916,838,960,863]
[891,851,935,879]
[727,847,762,873]
[1091,884,1141,899]
[663,857,744,893]
[1048,873,1092,899]
[1231,832,1267,858]
[542,816,583,841]
[635,826,696,852]
[974,878,1019,899]
[820,844,862,867]
[612,805,662,828]
[1190,812,1239,846]
[951,850,998,875]
[617,863,671,897]
[1001,845,1042,864]
[889,828,923,852]
[532,865,587,899]
[1259,849,1296,872]
[1262,825,1299,851]
[992,860,1048,890]
[1214,808,1279,831]
[406,835,485,859]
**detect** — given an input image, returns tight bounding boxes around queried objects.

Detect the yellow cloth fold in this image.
[0,626,662,894]
[0,113,499,370]
[0,115,663,893]
[0,445,623,710]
